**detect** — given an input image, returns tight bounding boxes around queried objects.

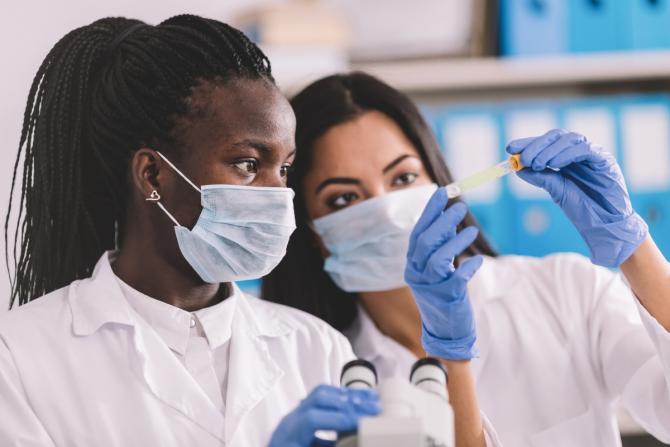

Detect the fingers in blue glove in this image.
[506,129,566,168]
[408,187,449,256]
[300,385,379,414]
[280,407,364,447]
[456,255,484,282]
[423,226,480,282]
[411,202,468,272]
[270,385,380,447]
[506,128,564,154]
[505,136,537,153]
[516,169,565,200]
[544,141,609,170]
[529,132,587,171]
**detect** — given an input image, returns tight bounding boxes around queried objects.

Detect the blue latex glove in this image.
[507,129,648,267]
[405,188,483,361]
[268,385,380,447]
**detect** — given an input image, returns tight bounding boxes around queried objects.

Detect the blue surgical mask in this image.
[153,152,296,284]
[311,184,438,292]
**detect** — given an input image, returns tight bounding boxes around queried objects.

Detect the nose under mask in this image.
[152,152,296,284]
[311,184,438,292]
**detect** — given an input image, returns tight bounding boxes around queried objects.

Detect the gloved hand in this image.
[507,129,648,267]
[405,187,483,361]
[268,385,380,447]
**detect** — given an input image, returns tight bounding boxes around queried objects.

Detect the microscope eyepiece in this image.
[340,359,378,389]
[410,357,448,399]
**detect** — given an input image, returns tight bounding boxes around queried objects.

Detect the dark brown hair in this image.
[262,72,496,331]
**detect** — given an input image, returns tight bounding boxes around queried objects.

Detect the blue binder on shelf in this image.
[628,0,670,50]
[433,105,514,254]
[615,95,670,258]
[558,96,619,162]
[500,0,568,56]
[569,0,625,53]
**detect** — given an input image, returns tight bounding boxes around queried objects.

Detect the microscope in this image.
[335,357,454,447]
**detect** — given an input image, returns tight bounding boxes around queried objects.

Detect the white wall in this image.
[0,0,280,312]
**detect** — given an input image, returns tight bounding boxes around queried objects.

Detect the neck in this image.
[358,286,425,359]
[112,232,225,312]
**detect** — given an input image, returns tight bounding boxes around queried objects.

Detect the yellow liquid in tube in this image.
[445,154,524,199]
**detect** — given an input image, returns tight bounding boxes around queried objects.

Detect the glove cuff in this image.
[582,212,648,268]
[421,324,478,361]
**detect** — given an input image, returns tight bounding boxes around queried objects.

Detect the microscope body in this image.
[336,358,454,447]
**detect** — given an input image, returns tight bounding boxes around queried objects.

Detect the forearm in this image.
[621,235,670,331]
[442,360,486,447]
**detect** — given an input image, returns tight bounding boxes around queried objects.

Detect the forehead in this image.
[309,111,419,174]
[174,78,295,151]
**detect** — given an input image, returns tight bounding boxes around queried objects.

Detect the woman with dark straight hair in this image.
[263,72,670,446]
[263,72,496,332]
[0,18,380,447]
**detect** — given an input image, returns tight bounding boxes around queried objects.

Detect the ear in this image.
[129,148,163,200]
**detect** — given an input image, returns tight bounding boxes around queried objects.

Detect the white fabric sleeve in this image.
[590,268,670,443]
[0,337,56,447]
[326,329,357,386]
[481,410,504,446]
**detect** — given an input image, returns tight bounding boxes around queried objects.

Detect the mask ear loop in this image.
[155,151,202,193]
[146,189,181,227]
[148,151,202,227]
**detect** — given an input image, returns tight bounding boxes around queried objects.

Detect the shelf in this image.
[351,50,670,93]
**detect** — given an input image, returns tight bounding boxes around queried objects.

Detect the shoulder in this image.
[242,296,355,381]
[0,284,74,345]
[243,295,352,349]
[486,252,624,314]
[527,252,618,289]
[484,252,608,283]
[0,285,73,331]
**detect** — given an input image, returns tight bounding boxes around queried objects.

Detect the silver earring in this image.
[146,190,161,201]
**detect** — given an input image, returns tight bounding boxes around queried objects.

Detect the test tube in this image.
[445,154,524,199]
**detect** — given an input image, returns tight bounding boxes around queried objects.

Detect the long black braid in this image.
[5,15,273,308]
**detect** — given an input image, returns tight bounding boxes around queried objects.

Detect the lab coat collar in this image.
[223,291,286,442]
[194,291,236,349]
[117,276,193,355]
[347,303,400,366]
[70,252,291,339]
[69,252,290,443]
[231,284,294,338]
[69,253,228,440]
[69,252,135,336]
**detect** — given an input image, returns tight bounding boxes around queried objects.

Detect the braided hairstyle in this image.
[6,15,273,308]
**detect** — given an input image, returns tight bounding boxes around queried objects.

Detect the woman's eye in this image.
[233,159,258,175]
[280,164,293,178]
[392,172,418,187]
[328,192,359,210]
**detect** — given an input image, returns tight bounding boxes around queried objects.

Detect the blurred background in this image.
[2,1,669,444]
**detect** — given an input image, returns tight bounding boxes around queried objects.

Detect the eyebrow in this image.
[383,154,417,173]
[232,139,296,158]
[232,139,273,153]
[315,154,419,193]
[315,177,361,193]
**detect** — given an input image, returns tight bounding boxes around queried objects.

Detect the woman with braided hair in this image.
[0,16,380,446]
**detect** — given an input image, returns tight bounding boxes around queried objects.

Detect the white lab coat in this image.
[0,253,354,447]
[345,253,670,446]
